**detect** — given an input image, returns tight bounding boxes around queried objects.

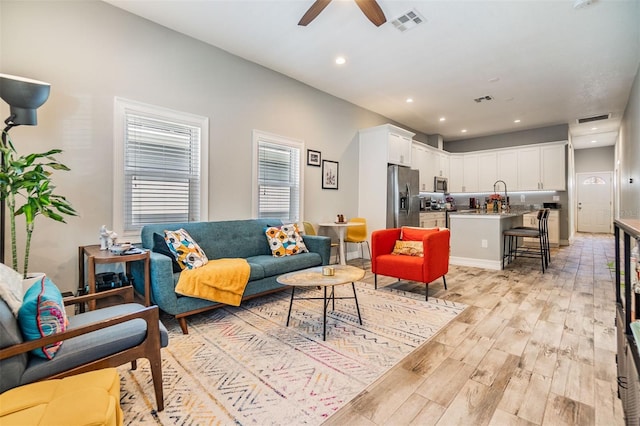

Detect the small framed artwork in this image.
[307,149,321,167]
[322,160,339,190]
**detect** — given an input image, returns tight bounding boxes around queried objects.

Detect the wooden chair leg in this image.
[149,351,165,412]
[131,360,137,370]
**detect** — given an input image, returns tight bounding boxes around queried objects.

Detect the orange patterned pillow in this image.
[391,240,424,257]
[265,224,309,257]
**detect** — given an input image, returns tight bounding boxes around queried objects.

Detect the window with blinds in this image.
[114,98,208,238]
[254,132,303,223]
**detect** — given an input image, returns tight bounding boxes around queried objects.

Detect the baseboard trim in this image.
[449,256,502,270]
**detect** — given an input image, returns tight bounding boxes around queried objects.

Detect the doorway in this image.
[576,171,613,233]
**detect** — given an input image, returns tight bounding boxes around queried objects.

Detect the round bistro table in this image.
[277,265,365,340]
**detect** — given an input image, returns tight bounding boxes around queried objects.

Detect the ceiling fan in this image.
[298,0,387,27]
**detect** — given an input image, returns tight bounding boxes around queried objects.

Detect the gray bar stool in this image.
[503,209,548,273]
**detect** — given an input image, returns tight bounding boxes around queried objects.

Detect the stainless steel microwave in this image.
[434,176,448,193]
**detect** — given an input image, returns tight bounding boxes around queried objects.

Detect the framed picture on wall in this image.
[307,149,321,167]
[322,160,339,190]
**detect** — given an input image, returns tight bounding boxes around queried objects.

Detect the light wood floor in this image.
[325,233,624,426]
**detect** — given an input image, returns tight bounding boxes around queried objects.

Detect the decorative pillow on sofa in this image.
[0,262,24,316]
[152,232,182,273]
[392,240,424,257]
[400,226,439,241]
[265,223,309,257]
[164,228,209,270]
[17,276,68,360]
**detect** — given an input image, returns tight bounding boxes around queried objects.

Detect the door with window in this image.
[577,172,613,233]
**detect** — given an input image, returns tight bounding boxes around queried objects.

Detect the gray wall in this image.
[619,64,640,219]
[574,146,615,173]
[443,124,569,153]
[0,0,423,291]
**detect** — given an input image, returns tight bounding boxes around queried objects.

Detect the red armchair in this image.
[371,227,450,300]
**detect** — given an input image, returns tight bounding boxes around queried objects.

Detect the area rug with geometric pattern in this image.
[118,281,466,425]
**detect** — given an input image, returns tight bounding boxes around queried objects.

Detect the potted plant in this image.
[0,131,77,278]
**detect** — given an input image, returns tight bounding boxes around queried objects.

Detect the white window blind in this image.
[123,113,201,231]
[256,138,302,223]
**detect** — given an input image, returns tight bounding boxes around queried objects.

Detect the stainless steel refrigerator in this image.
[387,165,420,228]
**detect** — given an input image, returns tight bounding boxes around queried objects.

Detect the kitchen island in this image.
[448,210,529,270]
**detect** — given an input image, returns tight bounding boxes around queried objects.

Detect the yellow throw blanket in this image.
[175,258,251,306]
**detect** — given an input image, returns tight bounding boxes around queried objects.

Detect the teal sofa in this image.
[131,219,331,334]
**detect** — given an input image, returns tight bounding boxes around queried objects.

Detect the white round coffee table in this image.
[277,265,365,340]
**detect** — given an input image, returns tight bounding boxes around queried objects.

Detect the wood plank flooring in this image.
[324,233,624,425]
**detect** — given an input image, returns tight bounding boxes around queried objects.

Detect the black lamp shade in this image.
[0,73,51,125]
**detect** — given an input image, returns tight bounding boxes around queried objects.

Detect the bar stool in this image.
[503,209,548,273]
[513,208,551,266]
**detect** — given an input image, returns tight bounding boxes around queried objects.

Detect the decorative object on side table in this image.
[322,159,339,189]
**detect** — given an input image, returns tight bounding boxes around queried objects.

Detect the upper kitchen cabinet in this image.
[360,124,415,168]
[517,143,567,191]
[541,144,566,190]
[477,152,498,192]
[462,154,480,193]
[412,142,430,191]
[449,155,464,193]
[496,150,518,190]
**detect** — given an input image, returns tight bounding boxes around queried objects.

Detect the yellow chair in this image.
[303,222,340,264]
[345,218,371,268]
[0,368,123,425]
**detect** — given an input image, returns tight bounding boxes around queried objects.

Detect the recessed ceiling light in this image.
[488,77,500,83]
[514,119,521,123]
[591,127,598,131]
[591,140,597,143]
[335,56,346,65]
[461,129,467,133]
[406,98,413,103]
[439,117,446,122]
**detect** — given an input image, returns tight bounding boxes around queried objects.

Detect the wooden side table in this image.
[78,245,150,310]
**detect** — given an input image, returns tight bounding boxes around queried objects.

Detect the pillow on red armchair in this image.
[391,240,424,257]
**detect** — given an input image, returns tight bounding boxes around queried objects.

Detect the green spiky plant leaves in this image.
[0,132,77,278]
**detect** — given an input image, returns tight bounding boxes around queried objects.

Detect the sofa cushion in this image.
[247,252,322,277]
[264,224,308,257]
[152,232,182,273]
[20,304,169,386]
[18,277,68,360]
[164,228,209,270]
[0,299,28,393]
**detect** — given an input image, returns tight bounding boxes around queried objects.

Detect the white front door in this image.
[576,172,613,233]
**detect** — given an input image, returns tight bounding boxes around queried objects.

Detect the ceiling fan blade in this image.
[298,0,332,26]
[354,0,386,27]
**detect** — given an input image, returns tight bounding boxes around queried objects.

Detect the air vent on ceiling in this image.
[474,95,493,103]
[391,9,425,32]
[576,113,611,124]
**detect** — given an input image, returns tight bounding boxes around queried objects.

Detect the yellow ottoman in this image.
[0,368,122,426]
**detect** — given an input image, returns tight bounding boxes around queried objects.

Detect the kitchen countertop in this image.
[448,209,532,219]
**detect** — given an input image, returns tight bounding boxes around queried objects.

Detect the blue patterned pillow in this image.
[18,276,68,359]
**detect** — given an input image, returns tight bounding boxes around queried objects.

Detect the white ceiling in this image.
[105,0,639,149]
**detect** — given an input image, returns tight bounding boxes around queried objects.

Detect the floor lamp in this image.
[0,73,51,265]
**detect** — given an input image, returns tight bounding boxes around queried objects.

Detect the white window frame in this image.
[113,97,209,241]
[252,130,304,223]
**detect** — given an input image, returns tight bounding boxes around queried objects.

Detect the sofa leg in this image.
[178,317,189,335]
[442,275,447,290]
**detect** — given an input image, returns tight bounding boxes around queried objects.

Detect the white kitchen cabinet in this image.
[462,155,479,193]
[541,144,566,190]
[438,152,450,179]
[359,124,416,234]
[516,143,566,191]
[517,147,541,191]
[388,132,413,167]
[496,150,518,192]
[449,155,464,193]
[412,142,430,192]
[420,212,447,229]
[477,152,498,192]
[522,209,560,247]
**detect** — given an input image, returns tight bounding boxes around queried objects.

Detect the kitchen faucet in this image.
[493,180,508,210]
